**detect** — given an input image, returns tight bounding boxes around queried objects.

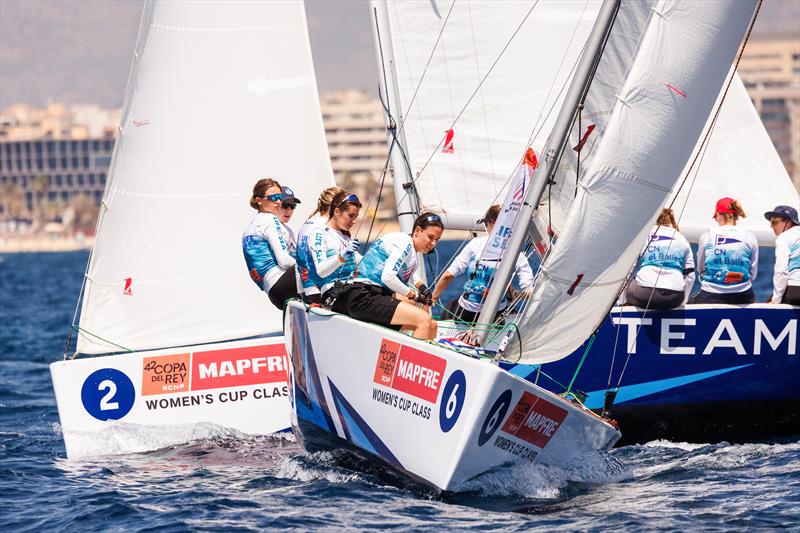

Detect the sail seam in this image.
[150,23,298,32]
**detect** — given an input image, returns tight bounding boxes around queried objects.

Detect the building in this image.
[320,90,390,193]
[739,37,800,191]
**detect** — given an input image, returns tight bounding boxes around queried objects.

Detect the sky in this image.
[0,0,799,110]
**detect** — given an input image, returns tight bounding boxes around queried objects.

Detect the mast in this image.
[475,0,621,341]
[370,0,427,280]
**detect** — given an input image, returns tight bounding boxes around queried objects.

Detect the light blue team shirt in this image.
[352,232,420,295]
[302,225,360,295]
[634,226,695,295]
[697,225,759,294]
[242,212,296,291]
[296,214,326,295]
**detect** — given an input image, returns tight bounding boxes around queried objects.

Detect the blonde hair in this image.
[716,199,747,224]
[656,208,679,231]
[250,178,281,210]
[311,186,344,219]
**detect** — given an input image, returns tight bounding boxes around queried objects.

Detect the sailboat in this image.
[286,0,760,491]
[50,1,334,459]
[365,0,799,444]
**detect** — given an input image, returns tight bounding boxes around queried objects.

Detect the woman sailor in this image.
[332,213,443,340]
[764,204,800,305]
[431,204,534,324]
[691,197,759,304]
[303,191,362,304]
[242,179,299,309]
[625,208,695,309]
[296,186,344,304]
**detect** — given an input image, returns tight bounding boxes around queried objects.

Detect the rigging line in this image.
[610,0,764,393]
[413,0,542,179]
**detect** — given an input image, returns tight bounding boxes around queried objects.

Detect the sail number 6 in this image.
[439,370,466,433]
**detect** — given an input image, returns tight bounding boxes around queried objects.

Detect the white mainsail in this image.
[514,0,759,362]
[671,74,799,245]
[378,0,600,222]
[76,1,335,355]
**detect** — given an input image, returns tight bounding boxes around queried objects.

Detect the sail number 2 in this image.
[80,368,136,421]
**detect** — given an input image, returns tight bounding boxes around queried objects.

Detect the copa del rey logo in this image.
[373,339,446,403]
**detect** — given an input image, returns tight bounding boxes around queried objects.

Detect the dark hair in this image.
[413,212,444,231]
[481,204,501,225]
[328,191,362,218]
[312,186,344,219]
[250,178,281,210]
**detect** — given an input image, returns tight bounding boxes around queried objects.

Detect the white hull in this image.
[284,301,620,492]
[51,337,291,458]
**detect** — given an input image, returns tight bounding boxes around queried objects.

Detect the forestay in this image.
[380,0,599,222]
[515,0,759,362]
[76,1,334,354]
[670,74,799,246]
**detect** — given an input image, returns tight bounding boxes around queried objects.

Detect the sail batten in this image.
[77,1,335,355]
[513,0,760,363]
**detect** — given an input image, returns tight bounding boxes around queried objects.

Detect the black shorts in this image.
[444,298,503,324]
[689,288,754,305]
[782,285,800,305]
[332,283,401,329]
[626,280,685,310]
[267,267,299,309]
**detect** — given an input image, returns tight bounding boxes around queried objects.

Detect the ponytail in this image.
[656,207,679,231]
[250,178,281,210]
[311,186,344,220]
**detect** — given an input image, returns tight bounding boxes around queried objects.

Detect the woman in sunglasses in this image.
[296,186,344,304]
[691,197,759,304]
[763,204,800,305]
[242,178,299,309]
[301,191,363,305]
[331,212,444,340]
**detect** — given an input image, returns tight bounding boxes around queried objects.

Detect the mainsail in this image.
[76,1,334,354]
[513,0,760,362]
[375,0,600,223]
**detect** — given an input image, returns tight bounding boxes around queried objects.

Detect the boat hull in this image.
[50,336,291,458]
[285,301,620,492]
[513,304,800,444]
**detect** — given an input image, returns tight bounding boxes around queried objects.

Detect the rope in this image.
[70,325,134,353]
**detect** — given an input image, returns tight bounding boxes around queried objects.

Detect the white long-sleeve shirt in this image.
[242,212,296,291]
[353,232,421,295]
[634,226,695,302]
[772,225,800,302]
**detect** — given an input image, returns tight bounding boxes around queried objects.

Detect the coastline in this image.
[0,235,93,253]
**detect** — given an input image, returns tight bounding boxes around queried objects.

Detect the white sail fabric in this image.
[515,0,758,363]
[382,0,600,222]
[671,75,799,246]
[77,1,334,354]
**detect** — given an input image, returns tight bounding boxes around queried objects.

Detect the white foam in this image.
[275,452,363,484]
[643,439,709,451]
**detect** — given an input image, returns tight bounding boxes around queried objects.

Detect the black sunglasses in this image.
[281,202,297,210]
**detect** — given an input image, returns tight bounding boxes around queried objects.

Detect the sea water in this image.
[1,247,798,531]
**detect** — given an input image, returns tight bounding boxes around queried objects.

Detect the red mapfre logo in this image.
[191,344,288,391]
[372,339,446,403]
[502,391,568,448]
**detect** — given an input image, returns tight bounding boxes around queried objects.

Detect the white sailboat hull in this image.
[51,337,291,459]
[285,301,620,492]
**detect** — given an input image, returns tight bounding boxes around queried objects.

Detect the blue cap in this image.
[281,186,301,205]
[763,205,799,225]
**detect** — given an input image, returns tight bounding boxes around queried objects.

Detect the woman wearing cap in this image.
[764,205,800,305]
[331,213,444,340]
[296,186,344,304]
[242,179,299,309]
[691,197,759,304]
[625,208,695,309]
[431,204,534,324]
[302,191,362,305]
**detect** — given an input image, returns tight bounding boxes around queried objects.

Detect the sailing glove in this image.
[341,239,360,259]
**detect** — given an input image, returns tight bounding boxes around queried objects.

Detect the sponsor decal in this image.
[142,385,288,411]
[501,391,568,449]
[123,277,133,296]
[191,345,288,391]
[478,389,512,447]
[142,353,189,395]
[81,368,135,421]
[372,339,446,403]
[439,370,466,433]
[442,128,455,153]
[493,435,539,461]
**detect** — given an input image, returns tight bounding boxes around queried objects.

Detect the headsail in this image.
[76,1,334,354]
[513,0,759,362]
[376,0,599,224]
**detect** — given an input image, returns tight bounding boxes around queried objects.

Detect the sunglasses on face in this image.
[264,193,283,202]
[770,218,785,227]
[337,193,360,210]
[281,202,297,210]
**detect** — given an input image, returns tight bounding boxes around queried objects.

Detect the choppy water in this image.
[1,249,798,531]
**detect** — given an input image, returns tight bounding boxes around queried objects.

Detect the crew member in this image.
[692,197,758,304]
[764,204,800,305]
[332,213,444,340]
[296,186,344,303]
[242,179,299,309]
[626,208,695,309]
[431,204,534,323]
[304,191,362,304]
